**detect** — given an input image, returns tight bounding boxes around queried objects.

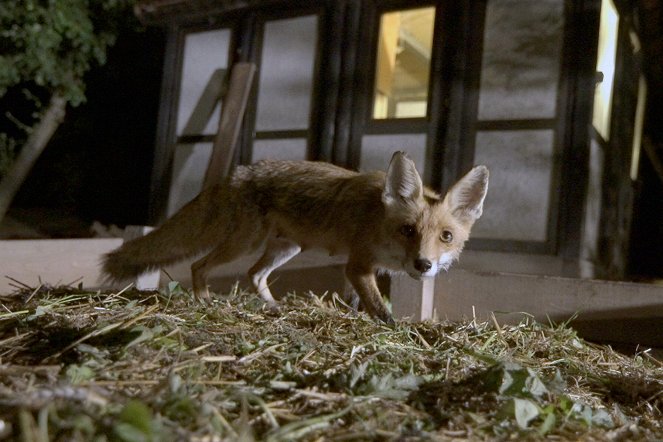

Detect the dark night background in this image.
[9,26,165,236]
[3,11,663,280]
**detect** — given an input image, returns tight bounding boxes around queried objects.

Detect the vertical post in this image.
[390,274,435,321]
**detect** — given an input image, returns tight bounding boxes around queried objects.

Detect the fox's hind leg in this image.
[191,231,264,302]
[248,237,301,306]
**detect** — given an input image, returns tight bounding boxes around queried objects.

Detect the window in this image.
[169,28,232,215]
[472,130,555,242]
[477,0,563,120]
[372,6,435,119]
[251,14,318,162]
[471,0,565,247]
[255,15,317,132]
[177,29,232,136]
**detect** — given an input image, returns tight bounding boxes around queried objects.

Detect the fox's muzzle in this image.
[414,258,432,273]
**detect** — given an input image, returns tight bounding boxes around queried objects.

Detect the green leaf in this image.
[115,400,154,440]
[71,414,96,437]
[538,406,556,435]
[363,372,422,400]
[591,408,614,428]
[513,398,540,429]
[167,281,186,297]
[169,372,183,394]
[524,368,549,398]
[126,300,139,309]
[27,305,50,320]
[65,364,95,384]
[571,402,593,426]
[547,368,566,393]
[491,362,549,399]
[349,361,369,388]
[162,395,199,425]
[125,325,164,349]
[114,423,149,442]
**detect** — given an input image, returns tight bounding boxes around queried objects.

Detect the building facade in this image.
[136,0,650,280]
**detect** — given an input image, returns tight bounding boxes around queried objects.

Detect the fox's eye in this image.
[440,230,453,243]
[399,224,416,238]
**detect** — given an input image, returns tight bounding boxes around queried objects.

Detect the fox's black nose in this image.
[414,258,432,273]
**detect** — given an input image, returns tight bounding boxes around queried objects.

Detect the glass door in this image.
[248,14,320,162]
[168,28,233,215]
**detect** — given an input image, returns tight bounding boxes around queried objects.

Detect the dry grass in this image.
[0,280,661,441]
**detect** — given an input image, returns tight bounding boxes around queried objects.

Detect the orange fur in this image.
[103,152,488,324]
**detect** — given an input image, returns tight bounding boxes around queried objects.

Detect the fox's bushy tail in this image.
[102,193,221,281]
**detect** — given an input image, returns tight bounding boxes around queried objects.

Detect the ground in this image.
[0,282,661,441]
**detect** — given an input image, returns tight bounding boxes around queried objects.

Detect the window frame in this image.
[146,0,602,268]
[348,0,447,184]
[240,6,325,164]
[370,5,438,122]
[458,0,572,255]
[149,19,240,222]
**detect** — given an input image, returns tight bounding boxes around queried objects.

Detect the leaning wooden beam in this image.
[180,68,227,136]
[202,62,257,189]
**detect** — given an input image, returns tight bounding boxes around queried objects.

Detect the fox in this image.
[102,151,488,324]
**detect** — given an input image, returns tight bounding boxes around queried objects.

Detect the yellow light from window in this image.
[373,7,435,119]
[592,0,619,141]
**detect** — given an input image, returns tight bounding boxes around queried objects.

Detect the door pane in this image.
[255,15,318,131]
[373,7,435,119]
[472,130,554,242]
[177,29,231,136]
[252,139,308,162]
[477,0,564,120]
[167,143,213,215]
[360,134,427,173]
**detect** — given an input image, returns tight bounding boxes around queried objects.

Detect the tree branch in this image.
[0,94,67,224]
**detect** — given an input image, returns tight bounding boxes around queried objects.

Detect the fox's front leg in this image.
[345,263,395,325]
[342,280,361,312]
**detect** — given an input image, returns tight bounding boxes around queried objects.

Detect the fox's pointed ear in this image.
[382,151,423,207]
[444,165,489,224]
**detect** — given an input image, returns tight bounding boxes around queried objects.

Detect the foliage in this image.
[0,0,136,174]
[0,282,661,440]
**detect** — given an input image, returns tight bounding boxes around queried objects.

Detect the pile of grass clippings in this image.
[0,281,661,441]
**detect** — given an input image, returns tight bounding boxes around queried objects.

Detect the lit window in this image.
[592,0,619,141]
[373,7,435,119]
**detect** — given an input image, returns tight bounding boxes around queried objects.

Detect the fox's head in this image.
[381,152,489,279]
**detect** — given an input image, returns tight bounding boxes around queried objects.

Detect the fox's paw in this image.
[377,312,396,327]
[192,286,213,305]
[342,292,361,312]
[264,302,281,316]
[194,294,213,306]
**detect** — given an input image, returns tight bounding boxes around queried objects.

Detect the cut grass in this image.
[0,281,661,440]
